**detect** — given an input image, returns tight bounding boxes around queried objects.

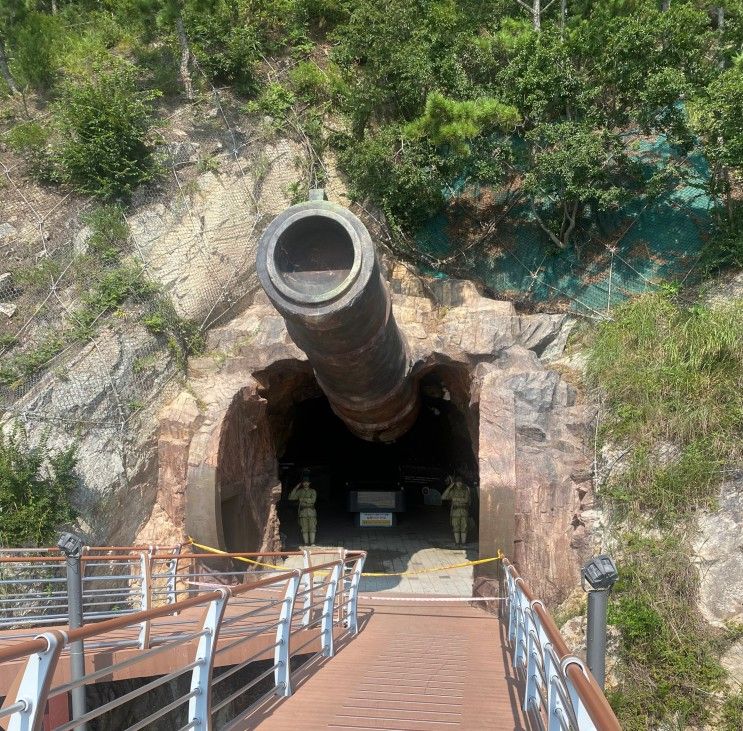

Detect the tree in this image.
[692,65,743,214]
[523,122,642,249]
[53,59,161,199]
[407,91,520,154]
[497,28,583,125]
[0,426,77,547]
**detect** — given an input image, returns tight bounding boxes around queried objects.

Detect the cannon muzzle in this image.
[257,198,419,442]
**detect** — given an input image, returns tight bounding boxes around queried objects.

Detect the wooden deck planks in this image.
[247,598,528,730]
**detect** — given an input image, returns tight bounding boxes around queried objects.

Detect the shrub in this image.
[244,82,296,126]
[289,61,330,103]
[337,124,445,231]
[3,121,55,179]
[53,59,161,200]
[10,11,64,90]
[80,204,129,264]
[0,426,77,546]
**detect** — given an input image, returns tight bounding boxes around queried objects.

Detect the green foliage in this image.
[288,60,330,104]
[589,295,742,520]
[0,334,18,352]
[338,124,445,231]
[3,120,54,178]
[184,3,260,92]
[607,533,726,729]
[0,426,77,547]
[523,122,642,249]
[407,92,520,154]
[9,11,64,90]
[244,82,296,127]
[0,262,156,388]
[700,205,743,275]
[720,692,743,731]
[80,204,129,264]
[142,298,204,369]
[589,292,743,726]
[497,28,582,125]
[53,60,161,200]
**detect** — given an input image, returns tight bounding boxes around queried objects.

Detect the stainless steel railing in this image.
[502,560,621,731]
[0,550,366,730]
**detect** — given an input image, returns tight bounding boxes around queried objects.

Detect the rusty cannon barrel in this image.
[256,196,419,442]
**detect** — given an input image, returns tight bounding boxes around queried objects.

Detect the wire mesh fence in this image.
[0,82,301,433]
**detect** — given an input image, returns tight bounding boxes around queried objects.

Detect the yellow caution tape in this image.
[187,538,504,578]
[360,551,505,577]
[187,538,288,571]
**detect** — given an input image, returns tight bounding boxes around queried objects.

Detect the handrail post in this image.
[8,631,64,731]
[188,589,229,729]
[274,570,302,697]
[301,549,312,627]
[523,609,540,715]
[165,544,182,605]
[345,554,365,635]
[563,658,597,730]
[57,532,87,731]
[138,549,153,649]
[321,562,342,658]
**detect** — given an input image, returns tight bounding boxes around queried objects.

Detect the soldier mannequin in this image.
[442,474,470,545]
[289,469,317,545]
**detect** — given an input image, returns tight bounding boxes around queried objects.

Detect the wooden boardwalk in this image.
[246,598,528,731]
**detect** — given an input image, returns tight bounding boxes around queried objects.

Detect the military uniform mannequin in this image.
[442,475,470,545]
[289,470,317,545]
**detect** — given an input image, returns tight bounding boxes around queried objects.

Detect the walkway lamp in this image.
[582,554,618,689]
[58,532,88,729]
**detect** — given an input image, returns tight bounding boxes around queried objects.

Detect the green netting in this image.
[414,136,712,317]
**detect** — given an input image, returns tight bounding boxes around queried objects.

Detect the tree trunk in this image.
[51,0,58,14]
[0,39,19,95]
[533,0,541,31]
[560,0,567,38]
[717,6,724,30]
[661,0,670,10]
[176,15,194,101]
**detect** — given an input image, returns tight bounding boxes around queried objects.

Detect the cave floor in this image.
[279,504,477,596]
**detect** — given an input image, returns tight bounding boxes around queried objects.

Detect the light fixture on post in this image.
[582,554,618,689]
[58,532,88,730]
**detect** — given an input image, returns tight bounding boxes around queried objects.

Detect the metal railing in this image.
[0,550,366,731]
[0,544,335,637]
[502,560,621,731]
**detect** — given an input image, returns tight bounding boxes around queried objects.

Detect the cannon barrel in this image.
[256,198,419,442]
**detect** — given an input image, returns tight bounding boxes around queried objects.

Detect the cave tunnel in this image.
[212,361,480,571]
[273,365,480,556]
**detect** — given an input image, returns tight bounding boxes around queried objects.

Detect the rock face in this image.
[692,475,743,627]
[1,323,178,546]
[128,137,309,323]
[152,260,594,604]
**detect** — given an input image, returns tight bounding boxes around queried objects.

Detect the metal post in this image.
[188,589,228,729]
[586,589,609,689]
[165,544,182,605]
[321,563,342,658]
[275,570,302,697]
[8,631,64,731]
[57,532,87,731]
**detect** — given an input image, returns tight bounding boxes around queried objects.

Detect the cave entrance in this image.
[275,367,479,587]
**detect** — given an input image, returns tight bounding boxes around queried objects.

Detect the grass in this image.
[588,293,742,525]
[588,291,743,728]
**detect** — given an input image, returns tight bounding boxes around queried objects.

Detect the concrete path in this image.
[280,505,477,596]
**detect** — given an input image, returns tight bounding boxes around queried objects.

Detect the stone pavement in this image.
[279,504,477,596]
